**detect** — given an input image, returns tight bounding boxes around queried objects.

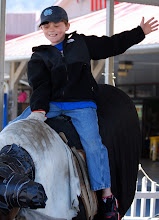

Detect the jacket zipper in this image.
[62,46,68,81]
[61,45,68,96]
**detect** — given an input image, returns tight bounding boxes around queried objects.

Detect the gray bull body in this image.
[0,119,81,220]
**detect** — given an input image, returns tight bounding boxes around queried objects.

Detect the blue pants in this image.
[10,104,111,191]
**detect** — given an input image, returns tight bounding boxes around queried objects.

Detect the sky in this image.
[6,0,57,13]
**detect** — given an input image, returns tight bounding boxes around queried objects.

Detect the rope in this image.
[138,163,159,187]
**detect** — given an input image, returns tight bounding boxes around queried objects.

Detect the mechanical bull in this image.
[0,84,141,220]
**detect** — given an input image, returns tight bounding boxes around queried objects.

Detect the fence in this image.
[123,164,159,220]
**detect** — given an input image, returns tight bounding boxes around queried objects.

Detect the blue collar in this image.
[54,41,63,52]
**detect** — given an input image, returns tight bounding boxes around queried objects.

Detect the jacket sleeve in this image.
[82,26,145,60]
[27,52,51,113]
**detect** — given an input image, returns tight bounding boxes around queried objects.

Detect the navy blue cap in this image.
[39,6,68,26]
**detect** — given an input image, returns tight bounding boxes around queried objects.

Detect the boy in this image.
[17,6,158,220]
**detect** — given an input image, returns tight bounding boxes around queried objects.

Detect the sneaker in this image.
[100,195,120,220]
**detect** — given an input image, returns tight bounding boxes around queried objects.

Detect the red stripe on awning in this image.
[95,0,98,11]
[100,0,102,9]
[91,0,94,11]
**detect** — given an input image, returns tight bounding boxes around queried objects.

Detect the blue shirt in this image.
[51,41,97,110]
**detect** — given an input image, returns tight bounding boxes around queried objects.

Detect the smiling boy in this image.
[13,5,158,220]
[42,21,70,45]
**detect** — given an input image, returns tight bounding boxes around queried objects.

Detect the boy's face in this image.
[41,21,70,45]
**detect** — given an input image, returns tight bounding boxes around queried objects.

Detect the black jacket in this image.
[27,26,145,112]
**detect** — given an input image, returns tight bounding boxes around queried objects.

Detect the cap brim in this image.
[39,22,48,27]
[39,17,65,27]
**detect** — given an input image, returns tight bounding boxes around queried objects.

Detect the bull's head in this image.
[0,144,47,216]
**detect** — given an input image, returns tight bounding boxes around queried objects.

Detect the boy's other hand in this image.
[27,110,47,122]
[140,17,159,35]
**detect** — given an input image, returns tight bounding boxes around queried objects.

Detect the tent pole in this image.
[104,0,115,86]
[0,0,6,131]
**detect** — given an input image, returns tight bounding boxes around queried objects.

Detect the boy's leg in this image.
[63,107,111,191]
[63,107,119,220]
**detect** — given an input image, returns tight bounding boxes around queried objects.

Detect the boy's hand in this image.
[27,110,47,122]
[140,17,159,35]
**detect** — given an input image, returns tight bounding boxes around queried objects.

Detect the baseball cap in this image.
[39,6,68,26]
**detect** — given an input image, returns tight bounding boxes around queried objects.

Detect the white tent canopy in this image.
[118,0,159,6]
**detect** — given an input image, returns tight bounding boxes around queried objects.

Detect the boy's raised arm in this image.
[140,17,159,35]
